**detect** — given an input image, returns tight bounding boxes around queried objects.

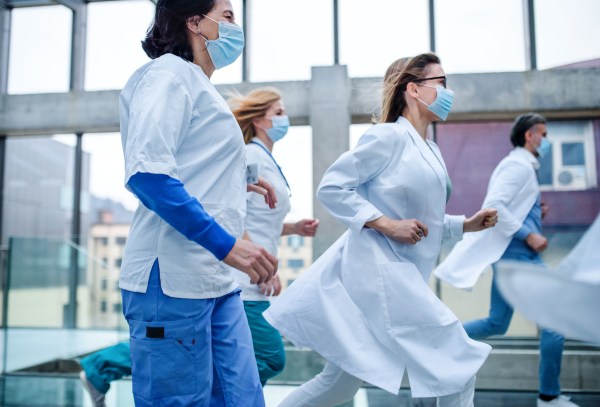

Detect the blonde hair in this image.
[227,87,282,144]
[378,53,441,123]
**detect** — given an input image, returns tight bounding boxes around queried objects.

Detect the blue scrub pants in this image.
[243,301,286,386]
[122,260,264,407]
[462,254,565,396]
[80,342,131,394]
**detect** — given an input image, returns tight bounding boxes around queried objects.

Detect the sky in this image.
[7,0,600,218]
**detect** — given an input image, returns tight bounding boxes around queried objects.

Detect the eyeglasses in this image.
[413,76,447,89]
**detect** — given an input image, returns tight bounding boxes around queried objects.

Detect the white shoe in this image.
[537,395,580,407]
[80,370,107,407]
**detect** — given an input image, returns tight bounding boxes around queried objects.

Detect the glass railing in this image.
[1,237,128,374]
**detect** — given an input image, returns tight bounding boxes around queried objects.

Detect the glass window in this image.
[115,259,123,268]
[539,121,597,191]
[287,236,304,248]
[116,237,127,246]
[272,126,313,221]
[101,279,107,290]
[287,279,296,286]
[435,0,526,73]
[288,259,304,269]
[100,301,107,313]
[3,136,77,245]
[535,0,600,69]
[339,0,429,78]
[85,1,155,91]
[8,6,72,94]
[538,144,553,186]
[249,0,332,82]
[210,0,243,85]
[562,142,585,166]
[113,303,122,313]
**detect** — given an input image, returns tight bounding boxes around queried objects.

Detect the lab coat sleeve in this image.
[443,214,466,241]
[128,172,236,261]
[123,70,193,192]
[317,126,396,235]
[483,161,531,238]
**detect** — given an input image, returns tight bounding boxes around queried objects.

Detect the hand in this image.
[260,274,282,297]
[293,219,320,237]
[366,216,428,245]
[541,202,549,220]
[247,175,278,209]
[463,208,498,233]
[525,233,548,253]
[223,239,278,285]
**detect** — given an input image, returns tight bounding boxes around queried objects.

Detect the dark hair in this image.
[379,53,441,123]
[509,113,547,147]
[142,0,217,62]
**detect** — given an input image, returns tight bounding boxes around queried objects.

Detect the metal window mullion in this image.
[66,133,83,328]
[429,0,435,53]
[523,0,537,70]
[0,2,10,95]
[65,1,86,328]
[242,0,250,82]
[333,0,339,65]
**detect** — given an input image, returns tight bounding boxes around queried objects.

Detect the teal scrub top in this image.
[428,145,452,203]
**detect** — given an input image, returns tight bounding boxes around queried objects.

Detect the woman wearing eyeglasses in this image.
[265,53,498,407]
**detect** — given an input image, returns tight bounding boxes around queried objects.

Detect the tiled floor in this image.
[0,376,599,407]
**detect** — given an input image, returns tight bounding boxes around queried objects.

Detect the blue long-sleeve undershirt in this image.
[127,172,236,261]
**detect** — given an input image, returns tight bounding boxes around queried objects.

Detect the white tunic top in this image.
[118,54,247,299]
[234,138,291,301]
[264,117,491,397]
[434,147,540,290]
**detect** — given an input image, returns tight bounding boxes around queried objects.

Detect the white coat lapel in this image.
[396,117,446,190]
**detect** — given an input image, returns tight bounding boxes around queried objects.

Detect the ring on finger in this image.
[417,228,424,237]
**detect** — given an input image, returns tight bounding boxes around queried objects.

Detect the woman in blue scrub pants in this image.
[117,1,279,406]
[228,88,320,386]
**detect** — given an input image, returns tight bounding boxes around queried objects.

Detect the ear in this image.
[405,82,420,100]
[186,16,202,33]
[252,118,263,129]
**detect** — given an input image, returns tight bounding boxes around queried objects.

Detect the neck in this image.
[254,131,274,153]
[523,142,539,157]
[402,108,432,142]
[192,39,216,79]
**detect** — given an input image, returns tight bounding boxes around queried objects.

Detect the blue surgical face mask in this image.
[199,15,244,70]
[536,136,551,158]
[265,115,290,142]
[417,84,454,121]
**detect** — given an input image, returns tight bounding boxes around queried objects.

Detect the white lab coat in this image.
[434,147,540,290]
[234,138,291,301]
[495,213,600,345]
[264,117,491,397]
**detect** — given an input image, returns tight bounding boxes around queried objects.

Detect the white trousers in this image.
[278,362,477,407]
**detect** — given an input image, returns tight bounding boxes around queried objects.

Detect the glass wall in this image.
[8,6,72,94]
[249,0,333,82]
[339,0,430,78]
[435,0,526,73]
[80,133,136,329]
[85,0,155,91]
[535,0,600,69]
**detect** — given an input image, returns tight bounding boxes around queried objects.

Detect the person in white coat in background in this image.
[435,113,580,407]
[227,87,320,386]
[264,53,498,407]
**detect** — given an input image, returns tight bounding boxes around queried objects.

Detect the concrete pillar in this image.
[309,65,350,261]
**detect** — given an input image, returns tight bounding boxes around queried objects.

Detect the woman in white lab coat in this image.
[227,87,319,386]
[264,54,498,407]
